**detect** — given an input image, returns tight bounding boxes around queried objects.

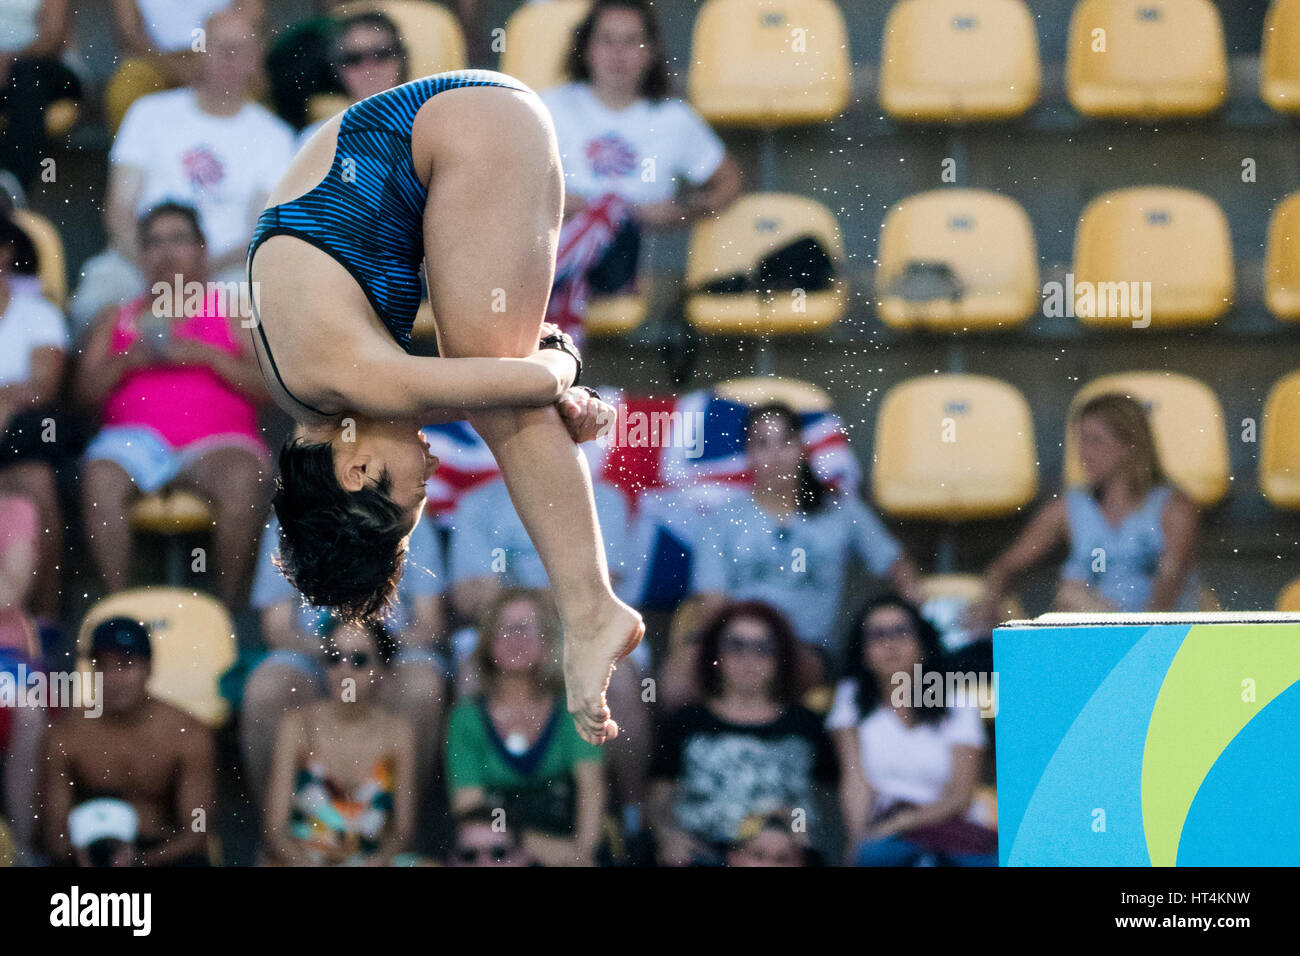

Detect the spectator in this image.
[449,804,530,867]
[538,0,742,344]
[264,0,351,130]
[106,0,265,133]
[72,7,294,332]
[727,809,813,867]
[445,588,605,867]
[263,618,417,866]
[648,601,837,867]
[0,210,68,621]
[40,617,216,866]
[830,595,995,867]
[240,512,446,811]
[0,0,82,191]
[295,9,410,149]
[691,402,923,687]
[75,202,269,608]
[968,392,1200,631]
[0,499,42,863]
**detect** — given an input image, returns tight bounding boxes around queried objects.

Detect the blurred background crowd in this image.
[0,0,1297,866]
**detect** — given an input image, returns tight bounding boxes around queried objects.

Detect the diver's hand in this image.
[556,387,614,444]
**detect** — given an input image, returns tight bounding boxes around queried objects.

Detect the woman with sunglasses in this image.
[247,66,644,747]
[648,601,836,867]
[830,595,996,867]
[262,617,416,866]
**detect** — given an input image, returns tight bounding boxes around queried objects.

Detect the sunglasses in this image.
[456,844,510,863]
[865,624,918,642]
[322,650,373,669]
[721,635,776,657]
[338,45,400,68]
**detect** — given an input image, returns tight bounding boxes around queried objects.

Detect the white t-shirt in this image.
[110,89,296,258]
[135,0,232,52]
[826,679,986,816]
[539,82,726,205]
[0,291,68,387]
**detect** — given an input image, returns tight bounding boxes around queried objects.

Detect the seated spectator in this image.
[727,809,813,867]
[648,600,836,867]
[0,495,39,659]
[655,593,716,714]
[830,596,995,867]
[264,0,350,130]
[263,618,416,867]
[40,617,216,866]
[106,0,265,133]
[0,500,42,864]
[539,0,742,345]
[0,0,82,192]
[968,392,1200,631]
[449,804,530,867]
[445,588,605,867]
[691,402,922,687]
[76,202,269,607]
[0,210,69,621]
[240,512,445,811]
[295,9,410,149]
[72,7,294,332]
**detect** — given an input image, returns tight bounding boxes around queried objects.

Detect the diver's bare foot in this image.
[563,599,644,746]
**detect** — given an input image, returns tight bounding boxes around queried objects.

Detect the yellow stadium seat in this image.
[872,374,1038,520]
[585,290,649,337]
[1071,187,1233,329]
[11,209,67,309]
[1062,372,1230,507]
[1261,0,1300,114]
[688,0,851,127]
[715,375,832,412]
[77,587,237,727]
[686,193,847,334]
[1066,0,1227,120]
[306,93,351,124]
[336,0,467,76]
[104,57,173,135]
[1278,576,1300,612]
[128,490,214,535]
[500,0,590,91]
[1265,192,1300,322]
[1261,371,1300,510]
[879,0,1041,122]
[875,188,1038,331]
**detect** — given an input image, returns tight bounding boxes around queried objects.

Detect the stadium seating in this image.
[878,0,1041,123]
[1071,187,1233,329]
[77,587,236,727]
[11,209,67,308]
[714,375,832,412]
[688,0,851,127]
[872,374,1038,520]
[875,188,1038,331]
[586,291,650,337]
[128,490,215,586]
[1265,192,1300,322]
[1260,371,1300,510]
[335,1,467,76]
[1261,0,1300,114]
[1062,372,1231,507]
[685,193,847,334]
[1278,576,1300,612]
[500,0,590,92]
[104,57,172,135]
[1065,0,1228,120]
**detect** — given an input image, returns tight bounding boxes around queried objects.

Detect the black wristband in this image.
[538,330,582,386]
[573,384,602,401]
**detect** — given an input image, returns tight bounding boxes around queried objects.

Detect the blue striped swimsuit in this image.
[246,70,529,412]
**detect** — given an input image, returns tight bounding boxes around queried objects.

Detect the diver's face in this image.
[309,418,439,532]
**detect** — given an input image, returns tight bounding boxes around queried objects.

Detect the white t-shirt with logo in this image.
[110,88,296,258]
[0,291,69,387]
[539,82,726,205]
[135,0,232,52]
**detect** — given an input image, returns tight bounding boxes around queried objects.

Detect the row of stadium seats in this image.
[19,181,1300,336]
[287,0,1300,132]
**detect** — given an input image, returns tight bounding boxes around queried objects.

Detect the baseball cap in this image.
[68,798,139,849]
[89,617,152,660]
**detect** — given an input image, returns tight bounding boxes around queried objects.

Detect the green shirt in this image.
[446,696,602,834]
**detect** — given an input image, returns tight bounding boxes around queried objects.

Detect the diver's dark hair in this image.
[272,436,410,621]
[565,0,670,100]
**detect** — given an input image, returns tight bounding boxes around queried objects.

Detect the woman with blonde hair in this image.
[970,392,1200,627]
[444,588,606,866]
